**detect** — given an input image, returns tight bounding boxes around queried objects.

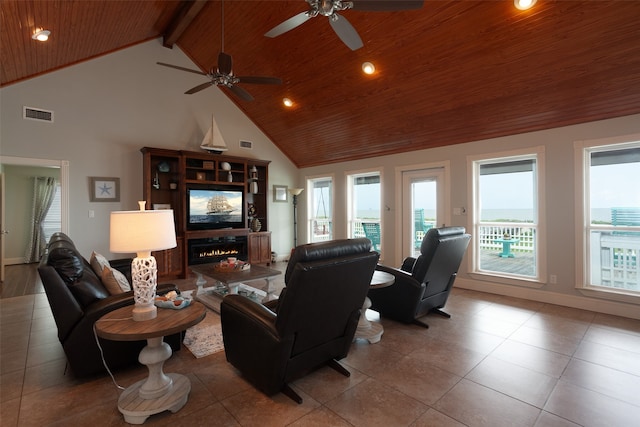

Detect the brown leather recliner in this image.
[220,238,379,403]
[368,226,471,328]
[37,232,182,377]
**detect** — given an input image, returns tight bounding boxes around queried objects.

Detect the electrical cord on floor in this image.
[93,318,132,391]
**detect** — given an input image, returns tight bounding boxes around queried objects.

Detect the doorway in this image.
[0,156,69,282]
[400,166,447,261]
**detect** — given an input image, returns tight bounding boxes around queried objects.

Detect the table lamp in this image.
[110,201,176,321]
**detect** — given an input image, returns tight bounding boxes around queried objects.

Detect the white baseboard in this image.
[272,254,289,264]
[4,257,26,265]
[455,277,640,320]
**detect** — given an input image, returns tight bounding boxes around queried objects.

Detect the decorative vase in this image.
[250,218,262,232]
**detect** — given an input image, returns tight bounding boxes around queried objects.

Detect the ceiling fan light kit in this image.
[157,0,281,101]
[265,0,424,51]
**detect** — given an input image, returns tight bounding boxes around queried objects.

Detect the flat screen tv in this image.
[187,187,245,230]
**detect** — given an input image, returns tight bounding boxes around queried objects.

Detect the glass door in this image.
[401,168,445,259]
[307,176,333,243]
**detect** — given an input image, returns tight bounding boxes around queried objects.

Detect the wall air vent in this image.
[23,106,54,123]
[239,140,253,149]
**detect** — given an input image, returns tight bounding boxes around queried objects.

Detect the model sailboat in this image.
[200,114,229,154]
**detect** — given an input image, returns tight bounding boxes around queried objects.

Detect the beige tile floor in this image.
[2,262,640,426]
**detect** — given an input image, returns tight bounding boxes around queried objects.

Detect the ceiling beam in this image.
[162,0,209,48]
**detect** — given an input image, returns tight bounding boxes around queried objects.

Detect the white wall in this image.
[298,114,640,319]
[0,39,298,259]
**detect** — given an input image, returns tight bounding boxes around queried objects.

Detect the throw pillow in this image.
[90,251,110,276]
[101,266,131,294]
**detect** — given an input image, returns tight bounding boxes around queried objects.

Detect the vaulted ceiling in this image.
[2,1,640,168]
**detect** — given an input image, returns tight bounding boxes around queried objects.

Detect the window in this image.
[470,148,545,283]
[347,171,381,250]
[579,140,640,294]
[307,176,333,243]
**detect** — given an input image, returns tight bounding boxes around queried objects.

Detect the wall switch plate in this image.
[88,210,94,218]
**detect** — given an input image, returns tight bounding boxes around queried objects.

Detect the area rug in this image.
[183,313,224,358]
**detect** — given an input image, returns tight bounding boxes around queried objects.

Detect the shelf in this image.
[185,179,245,185]
[142,147,270,279]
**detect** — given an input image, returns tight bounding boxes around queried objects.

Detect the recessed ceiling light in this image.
[283,98,293,107]
[514,0,537,11]
[362,62,375,75]
[32,29,51,42]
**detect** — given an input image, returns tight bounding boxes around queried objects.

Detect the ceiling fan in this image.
[157,1,282,101]
[265,0,424,51]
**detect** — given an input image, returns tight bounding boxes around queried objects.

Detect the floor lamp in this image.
[288,188,304,248]
[110,201,176,321]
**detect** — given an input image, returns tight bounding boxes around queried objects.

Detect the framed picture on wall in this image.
[89,177,120,202]
[273,185,288,203]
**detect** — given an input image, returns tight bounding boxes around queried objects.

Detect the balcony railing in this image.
[477,223,537,277]
[342,219,638,291]
[591,230,639,290]
[310,219,332,242]
[477,223,536,254]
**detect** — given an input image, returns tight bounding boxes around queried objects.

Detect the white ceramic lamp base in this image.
[131,255,158,321]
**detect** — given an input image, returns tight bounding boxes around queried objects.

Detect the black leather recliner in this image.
[220,238,379,403]
[368,226,471,328]
[37,232,182,377]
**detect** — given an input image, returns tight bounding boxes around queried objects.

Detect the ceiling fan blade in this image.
[237,76,283,85]
[351,1,424,11]
[185,81,215,94]
[329,14,363,51]
[226,85,254,102]
[265,11,311,38]
[217,52,233,75]
[156,62,207,76]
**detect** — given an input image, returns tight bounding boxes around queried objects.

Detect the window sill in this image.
[578,286,640,305]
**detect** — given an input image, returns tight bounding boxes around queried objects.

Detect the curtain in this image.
[24,177,57,263]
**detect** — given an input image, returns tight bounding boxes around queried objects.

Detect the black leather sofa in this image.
[38,232,181,377]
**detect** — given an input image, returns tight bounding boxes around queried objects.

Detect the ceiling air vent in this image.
[23,106,54,123]
[239,140,253,149]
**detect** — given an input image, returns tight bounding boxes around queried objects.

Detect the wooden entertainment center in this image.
[141,147,271,279]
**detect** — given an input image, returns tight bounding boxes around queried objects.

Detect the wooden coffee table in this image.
[190,263,282,312]
[95,302,206,424]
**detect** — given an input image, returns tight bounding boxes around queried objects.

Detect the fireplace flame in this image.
[197,248,239,258]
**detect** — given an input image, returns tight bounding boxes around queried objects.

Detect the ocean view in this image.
[479,208,613,223]
[357,208,616,223]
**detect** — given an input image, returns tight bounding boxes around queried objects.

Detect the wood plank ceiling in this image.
[2,1,640,168]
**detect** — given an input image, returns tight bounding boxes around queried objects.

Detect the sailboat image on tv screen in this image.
[207,195,234,215]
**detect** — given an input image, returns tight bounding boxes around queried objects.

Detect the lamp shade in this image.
[288,188,304,196]
[110,210,176,254]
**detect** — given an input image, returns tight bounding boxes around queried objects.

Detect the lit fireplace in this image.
[188,236,248,265]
